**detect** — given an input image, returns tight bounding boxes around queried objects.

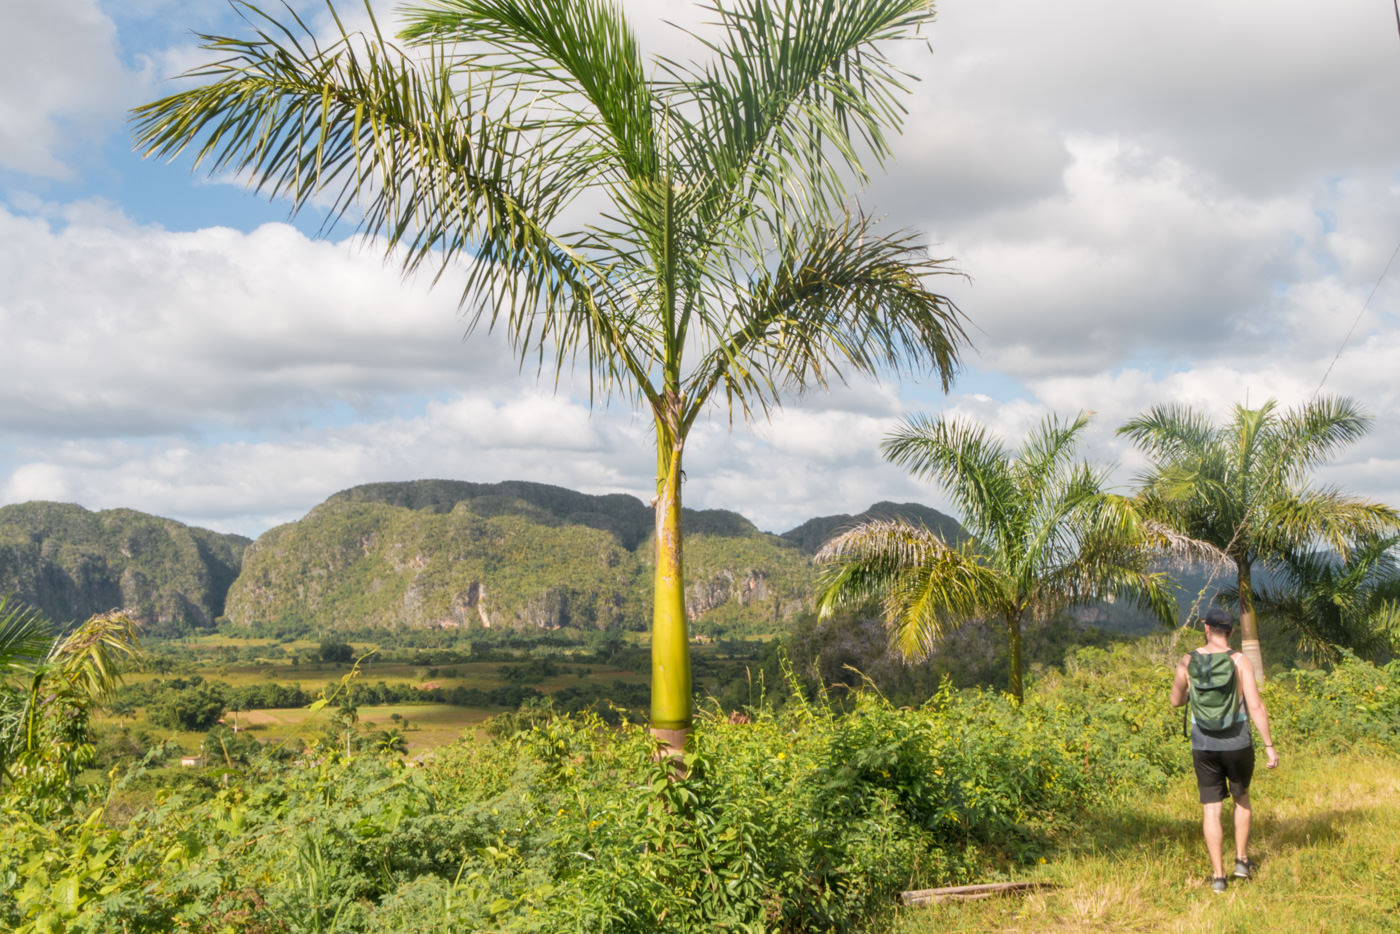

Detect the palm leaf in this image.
[401,0,659,182]
[0,598,53,676]
[670,0,935,246]
[684,213,965,428]
[815,518,1000,659]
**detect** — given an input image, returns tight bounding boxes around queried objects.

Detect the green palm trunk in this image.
[650,426,691,744]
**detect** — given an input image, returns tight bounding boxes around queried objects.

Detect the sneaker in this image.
[1211,876,1228,893]
[1233,858,1256,880]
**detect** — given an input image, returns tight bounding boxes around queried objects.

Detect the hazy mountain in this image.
[0,502,250,633]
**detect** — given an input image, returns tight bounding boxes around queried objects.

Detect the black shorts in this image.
[1193,746,1255,804]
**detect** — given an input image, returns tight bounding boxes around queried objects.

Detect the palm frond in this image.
[673,0,936,243]
[815,518,1000,659]
[400,0,660,182]
[683,213,965,428]
[0,598,53,676]
[1260,488,1400,559]
[1269,396,1372,476]
[1117,403,1215,464]
[48,611,141,704]
[881,414,1017,548]
[130,1,656,399]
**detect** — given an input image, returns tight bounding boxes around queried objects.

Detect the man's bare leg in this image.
[1233,791,1252,862]
[1202,801,1225,878]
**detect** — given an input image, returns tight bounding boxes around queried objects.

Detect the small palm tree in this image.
[1246,534,1400,665]
[1119,397,1400,682]
[818,412,1175,703]
[1,605,140,800]
[132,0,969,749]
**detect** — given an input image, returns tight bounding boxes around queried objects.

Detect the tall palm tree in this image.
[1119,397,1400,682]
[1246,534,1400,666]
[131,0,968,749]
[818,412,1175,703]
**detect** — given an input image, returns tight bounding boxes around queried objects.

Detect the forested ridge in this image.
[0,480,965,637]
[0,502,249,635]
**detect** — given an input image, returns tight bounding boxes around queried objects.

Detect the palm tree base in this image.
[650,725,689,773]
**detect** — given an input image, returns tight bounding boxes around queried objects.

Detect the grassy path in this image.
[895,751,1400,933]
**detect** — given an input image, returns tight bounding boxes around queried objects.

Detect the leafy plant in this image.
[1119,397,1400,681]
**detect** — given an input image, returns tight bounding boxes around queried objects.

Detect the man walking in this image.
[1171,607,1279,892]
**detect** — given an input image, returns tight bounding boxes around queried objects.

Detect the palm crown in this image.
[1119,396,1400,680]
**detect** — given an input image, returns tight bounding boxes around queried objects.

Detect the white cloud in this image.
[0,0,137,178]
[0,205,526,437]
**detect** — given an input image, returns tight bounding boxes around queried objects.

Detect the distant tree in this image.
[1119,397,1400,682]
[203,725,264,766]
[318,641,355,665]
[818,412,1175,703]
[132,0,969,753]
[373,728,409,756]
[149,684,227,732]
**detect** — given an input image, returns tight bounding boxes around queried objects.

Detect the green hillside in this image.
[0,502,249,633]
[779,500,968,552]
[226,480,846,634]
[2,482,970,636]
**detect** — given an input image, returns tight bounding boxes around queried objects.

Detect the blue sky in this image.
[4,0,1400,539]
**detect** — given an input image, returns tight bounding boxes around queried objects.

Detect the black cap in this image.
[1203,607,1234,631]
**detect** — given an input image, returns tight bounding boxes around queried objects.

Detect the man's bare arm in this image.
[1170,654,1190,708]
[1235,653,1280,768]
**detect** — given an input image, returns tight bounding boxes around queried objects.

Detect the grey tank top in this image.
[1189,651,1253,751]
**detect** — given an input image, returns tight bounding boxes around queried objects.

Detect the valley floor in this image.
[894,751,1400,933]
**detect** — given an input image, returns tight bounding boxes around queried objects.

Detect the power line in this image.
[1311,238,1400,400]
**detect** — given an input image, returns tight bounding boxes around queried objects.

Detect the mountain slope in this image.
[0,502,250,632]
[226,480,830,634]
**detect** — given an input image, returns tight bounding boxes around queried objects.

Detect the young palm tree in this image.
[1245,534,1400,666]
[817,412,1175,703]
[1119,397,1399,682]
[1,605,140,793]
[131,0,968,749]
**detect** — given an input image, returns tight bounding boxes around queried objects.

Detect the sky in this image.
[3,0,1400,541]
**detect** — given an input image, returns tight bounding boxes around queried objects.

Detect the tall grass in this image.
[896,737,1400,931]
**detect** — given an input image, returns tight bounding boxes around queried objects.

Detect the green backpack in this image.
[1185,652,1242,736]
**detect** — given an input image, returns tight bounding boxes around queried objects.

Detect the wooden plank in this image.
[900,881,1060,906]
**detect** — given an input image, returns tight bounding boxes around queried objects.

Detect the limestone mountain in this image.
[779,501,968,553]
[225,480,846,634]
[0,502,250,633]
[2,482,969,636]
